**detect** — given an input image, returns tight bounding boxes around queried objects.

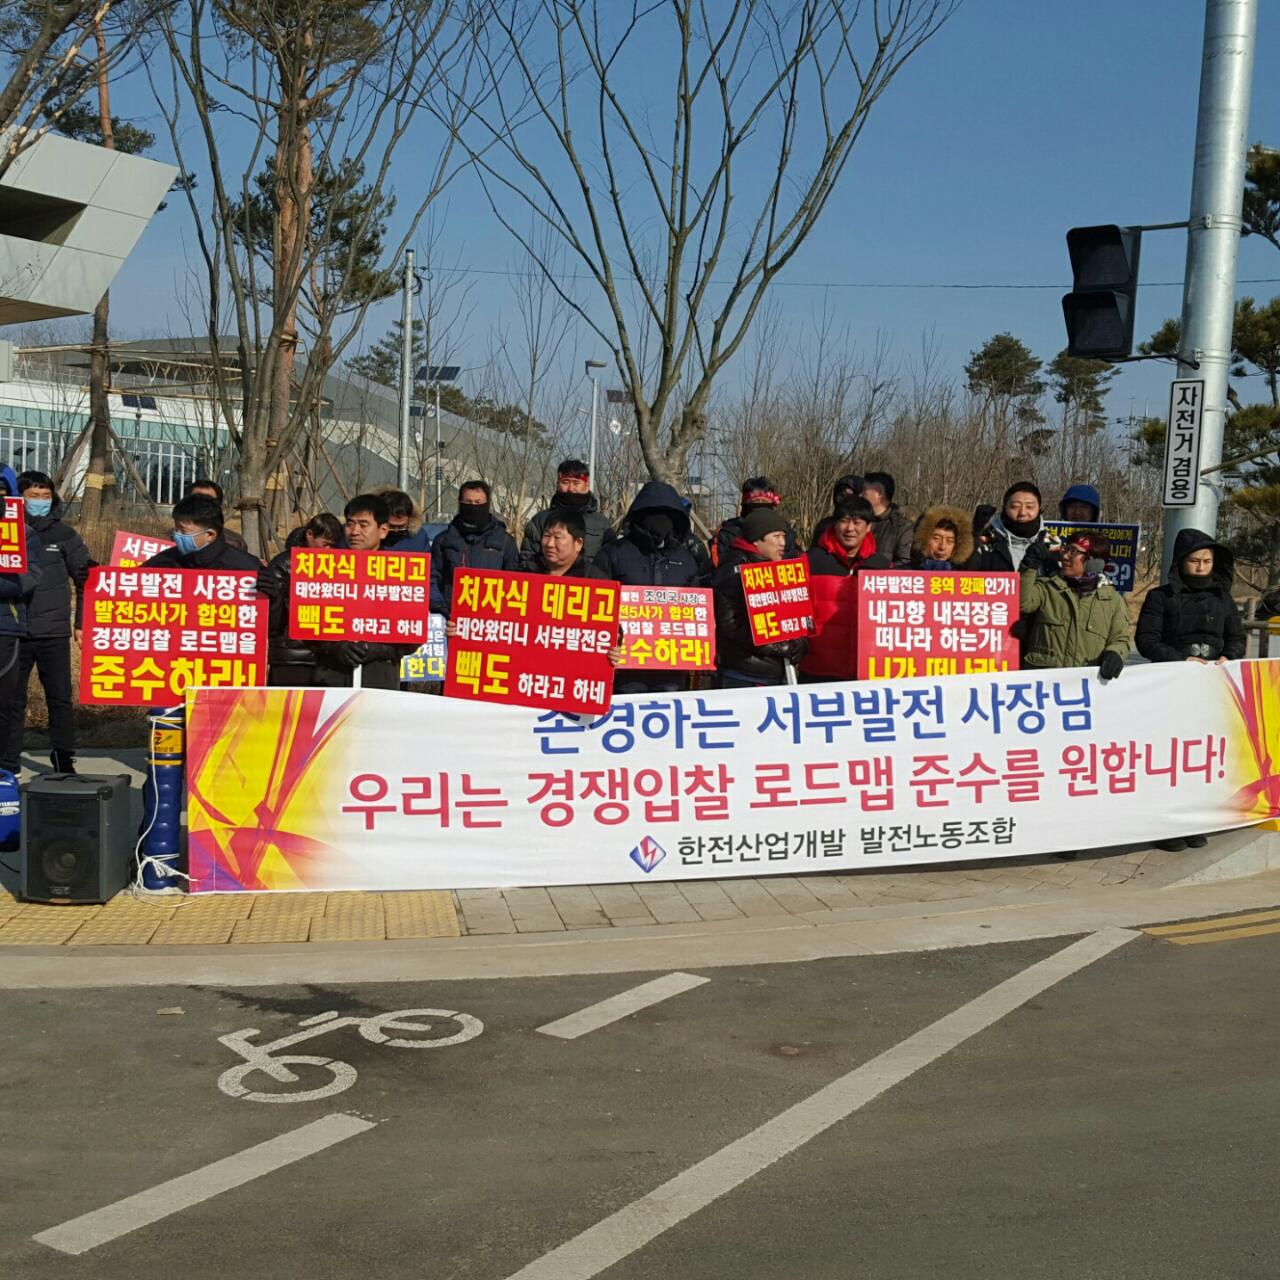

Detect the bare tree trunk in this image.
[77,19,116,555]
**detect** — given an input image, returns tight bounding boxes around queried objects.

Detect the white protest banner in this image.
[186,660,1280,893]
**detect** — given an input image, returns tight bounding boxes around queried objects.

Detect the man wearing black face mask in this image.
[519,459,616,569]
[595,481,705,694]
[429,480,519,615]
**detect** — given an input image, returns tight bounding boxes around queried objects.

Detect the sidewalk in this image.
[4,750,1277,949]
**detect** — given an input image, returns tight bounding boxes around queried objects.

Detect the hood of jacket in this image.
[912,505,974,566]
[1169,527,1235,590]
[1059,483,1101,521]
[0,464,17,499]
[624,481,690,543]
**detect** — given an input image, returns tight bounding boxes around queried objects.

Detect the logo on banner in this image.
[629,836,667,874]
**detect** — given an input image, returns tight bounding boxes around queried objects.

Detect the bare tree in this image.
[458,0,957,488]
[153,0,484,554]
[0,0,160,176]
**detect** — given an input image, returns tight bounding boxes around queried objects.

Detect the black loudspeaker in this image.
[20,773,134,904]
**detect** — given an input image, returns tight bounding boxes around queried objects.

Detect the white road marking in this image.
[34,1113,375,1256]
[507,928,1138,1279]
[536,971,710,1040]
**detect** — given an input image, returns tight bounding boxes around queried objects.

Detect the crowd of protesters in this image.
[0,456,1270,856]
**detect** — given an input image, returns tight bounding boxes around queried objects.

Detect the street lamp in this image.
[585,359,607,483]
[416,362,460,520]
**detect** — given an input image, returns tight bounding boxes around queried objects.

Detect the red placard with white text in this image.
[739,556,814,646]
[79,567,267,706]
[856,570,1020,679]
[445,568,619,716]
[618,585,715,670]
[1,496,27,572]
[288,547,431,644]
[110,529,175,568]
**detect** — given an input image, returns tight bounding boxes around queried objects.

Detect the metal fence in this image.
[0,421,66,478]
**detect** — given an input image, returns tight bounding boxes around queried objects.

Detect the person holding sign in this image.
[0,471,41,726]
[429,481,519,616]
[1019,532,1130,677]
[0,471,92,776]
[264,494,419,689]
[713,507,808,689]
[800,497,887,683]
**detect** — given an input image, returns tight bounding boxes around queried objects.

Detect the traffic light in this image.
[1061,225,1142,360]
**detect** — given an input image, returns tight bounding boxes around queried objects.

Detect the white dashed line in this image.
[34,1113,375,1256]
[536,971,710,1039]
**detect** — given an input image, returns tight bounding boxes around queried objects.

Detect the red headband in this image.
[743,489,781,506]
[559,468,589,481]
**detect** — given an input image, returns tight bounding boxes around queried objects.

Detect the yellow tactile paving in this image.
[0,906,100,945]
[0,888,460,944]
[67,907,171,946]
[309,902,387,942]
[148,915,239,946]
[383,891,460,940]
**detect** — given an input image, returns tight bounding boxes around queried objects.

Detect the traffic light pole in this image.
[1161,0,1257,577]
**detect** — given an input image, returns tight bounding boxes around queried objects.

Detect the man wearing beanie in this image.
[710,476,800,568]
[520,459,616,568]
[974,481,1053,573]
[712,506,807,687]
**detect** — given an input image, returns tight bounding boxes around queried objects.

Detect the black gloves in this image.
[1098,650,1124,681]
[1021,538,1057,575]
[330,641,374,669]
[255,567,281,599]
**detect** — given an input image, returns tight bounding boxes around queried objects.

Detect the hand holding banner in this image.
[741,556,814,646]
[618,585,715,670]
[1,496,27,572]
[79,567,267,706]
[445,567,619,716]
[289,548,431,645]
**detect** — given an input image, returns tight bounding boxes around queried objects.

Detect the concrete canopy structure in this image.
[0,132,176,326]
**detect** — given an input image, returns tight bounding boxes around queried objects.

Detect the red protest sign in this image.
[109,530,175,568]
[1,496,27,572]
[445,568,619,716]
[618,585,715,671]
[288,547,431,645]
[79,567,267,706]
[856,570,1020,679]
[739,556,814,646]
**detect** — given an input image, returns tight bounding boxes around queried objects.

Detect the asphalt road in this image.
[2,927,1277,1279]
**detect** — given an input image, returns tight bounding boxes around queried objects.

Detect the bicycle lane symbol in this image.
[216,1009,484,1104]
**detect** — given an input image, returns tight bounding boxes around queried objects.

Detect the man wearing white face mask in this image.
[0,471,90,776]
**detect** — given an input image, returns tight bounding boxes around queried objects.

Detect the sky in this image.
[97,0,1280,432]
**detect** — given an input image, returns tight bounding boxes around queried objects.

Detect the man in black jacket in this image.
[520,459,616,567]
[711,476,801,568]
[0,472,55,772]
[430,480,519,616]
[595,480,706,694]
